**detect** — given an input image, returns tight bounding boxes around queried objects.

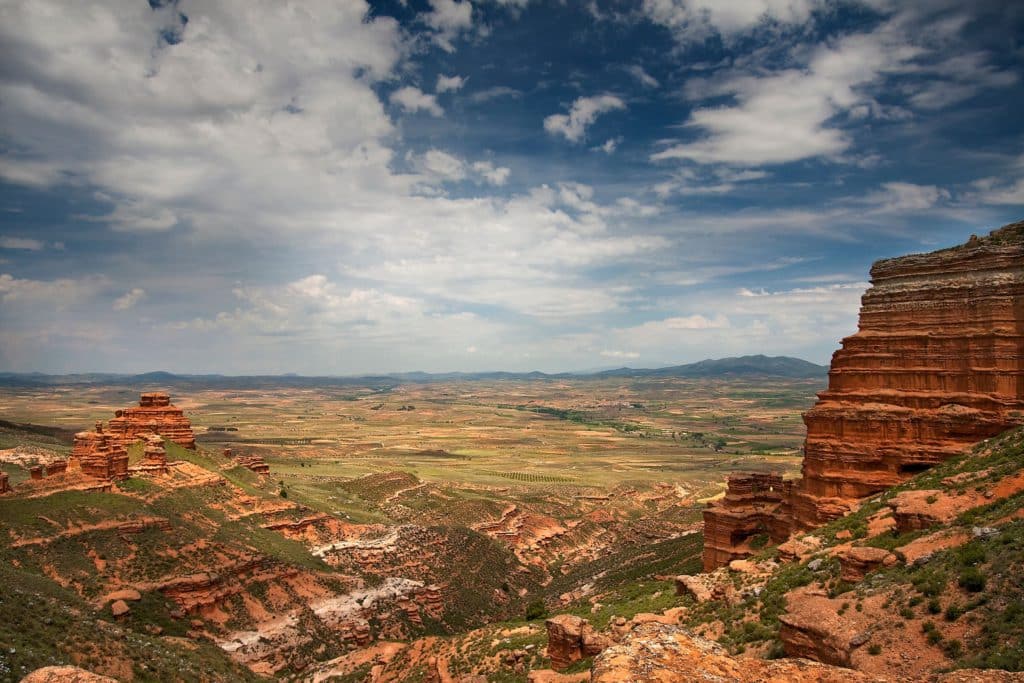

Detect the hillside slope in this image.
[525,426,1024,681]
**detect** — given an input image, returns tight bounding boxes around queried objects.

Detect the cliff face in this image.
[703,220,1024,569]
[795,221,1024,527]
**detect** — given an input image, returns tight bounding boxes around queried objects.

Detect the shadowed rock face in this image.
[795,221,1024,527]
[702,473,793,571]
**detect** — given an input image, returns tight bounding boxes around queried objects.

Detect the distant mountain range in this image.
[0,355,827,388]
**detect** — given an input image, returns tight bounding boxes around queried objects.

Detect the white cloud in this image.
[971,177,1024,206]
[969,158,1024,206]
[113,287,147,311]
[471,161,511,186]
[908,52,1018,110]
[594,137,622,154]
[423,0,475,53]
[418,149,467,182]
[0,237,44,251]
[642,0,819,41]
[653,30,921,165]
[626,65,659,88]
[0,273,108,308]
[411,151,510,187]
[436,74,467,93]
[0,0,407,237]
[390,86,444,116]
[544,95,626,143]
[469,86,521,103]
[861,182,951,212]
[600,349,640,359]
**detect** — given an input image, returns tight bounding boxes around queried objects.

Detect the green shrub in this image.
[943,639,963,659]
[959,567,986,593]
[525,599,547,621]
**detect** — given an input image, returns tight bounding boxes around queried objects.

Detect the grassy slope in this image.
[676,427,1024,670]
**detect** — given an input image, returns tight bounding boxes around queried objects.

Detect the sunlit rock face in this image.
[794,220,1024,528]
[106,392,197,450]
[702,220,1024,568]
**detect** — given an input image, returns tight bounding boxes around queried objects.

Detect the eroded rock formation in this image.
[234,453,270,475]
[545,614,609,671]
[71,427,129,481]
[702,473,793,571]
[704,221,1024,568]
[107,392,196,449]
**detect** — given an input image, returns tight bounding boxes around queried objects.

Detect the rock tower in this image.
[703,219,1024,569]
[106,392,196,450]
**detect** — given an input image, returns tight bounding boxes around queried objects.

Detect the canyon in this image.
[3,222,1024,682]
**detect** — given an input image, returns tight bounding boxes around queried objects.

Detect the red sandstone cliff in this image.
[796,221,1024,527]
[704,220,1024,569]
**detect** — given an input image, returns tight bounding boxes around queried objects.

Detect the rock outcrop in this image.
[234,453,270,475]
[795,221,1024,527]
[71,426,129,481]
[107,392,196,449]
[20,666,119,683]
[592,622,873,682]
[0,470,10,494]
[836,546,897,582]
[545,614,609,671]
[702,472,793,570]
[703,221,1024,568]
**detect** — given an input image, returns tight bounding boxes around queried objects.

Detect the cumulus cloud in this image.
[471,161,511,186]
[113,288,147,311]
[544,95,626,143]
[436,74,467,93]
[390,86,444,116]
[417,149,468,182]
[411,151,511,186]
[422,0,475,53]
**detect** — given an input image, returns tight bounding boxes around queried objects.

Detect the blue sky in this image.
[0,0,1022,374]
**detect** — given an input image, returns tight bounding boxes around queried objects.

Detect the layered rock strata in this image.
[703,221,1024,568]
[795,221,1024,527]
[71,428,129,481]
[701,473,793,571]
[107,392,196,449]
[234,453,270,475]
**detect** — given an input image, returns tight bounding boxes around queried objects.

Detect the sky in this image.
[0,0,1022,375]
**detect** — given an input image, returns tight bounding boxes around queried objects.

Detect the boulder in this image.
[545,614,609,671]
